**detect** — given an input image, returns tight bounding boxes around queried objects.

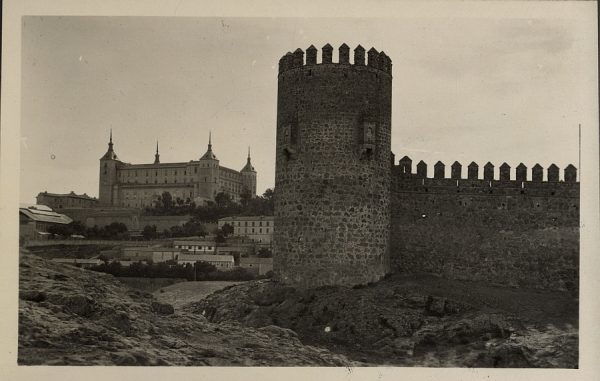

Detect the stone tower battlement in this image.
[278,44,393,76]
[273,44,393,288]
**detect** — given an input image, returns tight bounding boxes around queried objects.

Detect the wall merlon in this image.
[548,164,559,182]
[278,52,293,73]
[339,43,350,64]
[398,156,412,176]
[434,161,445,179]
[468,162,479,180]
[293,48,304,68]
[484,162,494,181]
[306,45,317,65]
[499,163,511,181]
[516,163,527,182]
[354,45,365,65]
[416,160,427,178]
[532,164,543,182]
[367,47,379,68]
[564,164,577,183]
[451,161,462,180]
[379,51,388,73]
[278,56,286,74]
[322,43,333,63]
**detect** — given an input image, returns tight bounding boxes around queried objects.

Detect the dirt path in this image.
[153,281,245,309]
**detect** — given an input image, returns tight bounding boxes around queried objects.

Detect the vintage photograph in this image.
[8,2,597,372]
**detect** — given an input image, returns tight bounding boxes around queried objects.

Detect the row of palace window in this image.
[119,165,241,179]
[236,227,270,234]
[178,245,214,250]
[234,221,271,227]
[45,197,94,206]
[119,174,243,189]
[123,191,193,199]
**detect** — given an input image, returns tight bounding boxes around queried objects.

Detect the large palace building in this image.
[99,132,256,208]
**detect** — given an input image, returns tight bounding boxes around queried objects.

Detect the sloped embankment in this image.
[186,276,578,367]
[18,252,351,366]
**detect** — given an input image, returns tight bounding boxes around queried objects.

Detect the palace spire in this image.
[101,129,118,160]
[154,141,160,164]
[200,131,217,160]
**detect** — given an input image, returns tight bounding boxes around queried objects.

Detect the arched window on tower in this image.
[281,123,298,161]
[359,121,376,159]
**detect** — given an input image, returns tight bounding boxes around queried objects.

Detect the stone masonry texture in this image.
[273,45,392,288]
[272,45,580,292]
[390,171,579,291]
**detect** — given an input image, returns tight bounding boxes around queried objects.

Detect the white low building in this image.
[218,216,274,244]
[173,240,215,254]
[177,253,234,270]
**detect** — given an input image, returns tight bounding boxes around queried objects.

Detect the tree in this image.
[215,230,226,243]
[169,225,185,237]
[71,220,87,236]
[221,223,234,237]
[257,248,273,258]
[215,192,233,208]
[262,188,274,202]
[183,220,207,237]
[48,224,72,237]
[240,187,252,208]
[195,261,216,274]
[160,191,174,211]
[142,225,158,240]
[104,222,129,240]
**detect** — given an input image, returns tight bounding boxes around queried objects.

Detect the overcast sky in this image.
[20,14,595,203]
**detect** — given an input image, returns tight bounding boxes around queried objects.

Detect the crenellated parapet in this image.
[392,157,579,198]
[278,43,393,76]
[394,157,578,183]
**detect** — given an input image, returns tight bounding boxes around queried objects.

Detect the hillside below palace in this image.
[98,132,257,208]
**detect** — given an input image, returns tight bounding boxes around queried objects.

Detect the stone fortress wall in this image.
[271,45,580,291]
[273,43,393,288]
[390,157,579,291]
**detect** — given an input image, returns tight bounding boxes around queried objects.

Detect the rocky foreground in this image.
[19,250,578,367]
[187,276,578,367]
[18,252,351,366]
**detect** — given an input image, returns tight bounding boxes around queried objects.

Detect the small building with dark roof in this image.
[19,204,73,241]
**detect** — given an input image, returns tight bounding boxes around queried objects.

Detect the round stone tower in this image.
[273,43,393,288]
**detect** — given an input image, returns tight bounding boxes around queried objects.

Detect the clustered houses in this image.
[116,241,270,274]
[25,208,275,275]
[120,246,235,269]
[61,215,275,275]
